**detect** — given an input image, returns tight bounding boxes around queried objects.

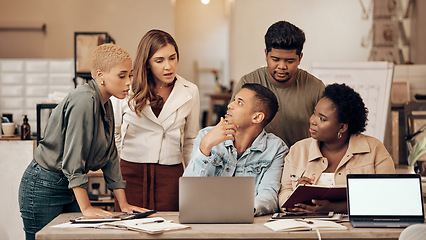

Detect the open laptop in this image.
[347,174,424,228]
[179,176,254,224]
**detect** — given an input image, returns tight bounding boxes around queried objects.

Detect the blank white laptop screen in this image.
[348,177,423,216]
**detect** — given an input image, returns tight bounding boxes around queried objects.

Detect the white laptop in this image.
[347,174,424,228]
[179,176,254,224]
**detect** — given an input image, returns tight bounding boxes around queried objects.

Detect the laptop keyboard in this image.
[358,219,400,222]
[352,219,416,228]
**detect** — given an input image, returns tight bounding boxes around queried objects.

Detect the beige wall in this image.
[175,0,229,115]
[229,0,426,82]
[2,0,425,77]
[175,0,229,83]
[229,0,372,82]
[0,0,174,60]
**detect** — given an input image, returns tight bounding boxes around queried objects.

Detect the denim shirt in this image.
[184,127,288,216]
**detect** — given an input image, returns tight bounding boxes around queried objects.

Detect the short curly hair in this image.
[322,83,368,135]
[90,43,131,79]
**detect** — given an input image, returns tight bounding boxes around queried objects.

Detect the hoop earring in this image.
[101,81,105,86]
[338,132,342,139]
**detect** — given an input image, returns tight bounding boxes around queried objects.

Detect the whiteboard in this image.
[311,62,394,142]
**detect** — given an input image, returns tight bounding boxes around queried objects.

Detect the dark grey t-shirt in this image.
[233,67,325,147]
[34,80,126,190]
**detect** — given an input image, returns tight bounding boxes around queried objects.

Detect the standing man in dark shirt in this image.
[232,20,324,147]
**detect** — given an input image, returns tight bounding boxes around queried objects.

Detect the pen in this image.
[295,219,314,224]
[135,219,164,225]
[100,219,164,229]
[289,174,300,181]
[290,171,306,181]
[101,223,128,229]
[291,172,316,184]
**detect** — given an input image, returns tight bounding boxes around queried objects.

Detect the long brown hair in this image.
[129,29,179,116]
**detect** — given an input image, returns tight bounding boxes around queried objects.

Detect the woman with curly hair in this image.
[278,83,395,213]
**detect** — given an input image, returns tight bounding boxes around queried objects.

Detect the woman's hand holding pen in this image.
[287,175,347,213]
[286,175,318,213]
[296,176,315,186]
[292,200,347,213]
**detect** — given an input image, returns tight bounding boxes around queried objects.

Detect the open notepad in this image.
[70,210,157,223]
[100,218,191,234]
[54,217,190,234]
[264,219,347,232]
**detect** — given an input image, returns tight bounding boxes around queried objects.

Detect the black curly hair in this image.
[322,83,368,135]
[265,21,305,56]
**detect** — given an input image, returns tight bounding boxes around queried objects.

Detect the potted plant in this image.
[407,123,426,175]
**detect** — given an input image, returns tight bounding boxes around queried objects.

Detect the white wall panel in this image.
[49,60,73,73]
[25,86,48,97]
[0,85,23,96]
[25,98,47,109]
[49,73,74,85]
[0,60,24,72]
[0,59,74,135]
[394,65,426,100]
[49,85,74,93]
[26,73,48,85]
[0,98,23,109]
[0,73,24,84]
[25,60,49,72]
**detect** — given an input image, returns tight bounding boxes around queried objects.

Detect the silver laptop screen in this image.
[348,178,423,216]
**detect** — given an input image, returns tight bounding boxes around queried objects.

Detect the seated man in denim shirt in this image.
[184,83,289,216]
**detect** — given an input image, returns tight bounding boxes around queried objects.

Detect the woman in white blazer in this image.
[112,30,200,211]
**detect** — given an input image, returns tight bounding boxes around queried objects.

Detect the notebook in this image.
[347,174,424,228]
[70,210,158,223]
[281,184,346,209]
[264,219,347,232]
[179,176,254,224]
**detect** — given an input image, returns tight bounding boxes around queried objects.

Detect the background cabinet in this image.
[0,139,35,240]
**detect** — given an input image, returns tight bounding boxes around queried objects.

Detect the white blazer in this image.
[112,75,200,167]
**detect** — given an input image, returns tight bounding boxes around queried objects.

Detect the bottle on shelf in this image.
[21,115,31,140]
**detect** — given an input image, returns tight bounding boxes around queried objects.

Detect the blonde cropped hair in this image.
[90,43,131,79]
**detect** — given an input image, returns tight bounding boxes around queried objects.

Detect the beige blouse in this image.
[279,134,396,208]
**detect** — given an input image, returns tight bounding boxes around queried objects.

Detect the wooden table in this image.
[36,212,406,240]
